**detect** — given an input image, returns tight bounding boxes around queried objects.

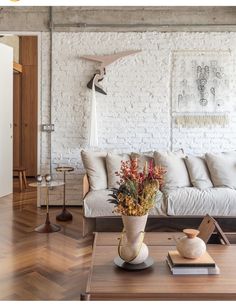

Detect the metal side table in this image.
[56,166,74,221]
[29,181,64,233]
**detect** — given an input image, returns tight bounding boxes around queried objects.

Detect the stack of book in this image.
[166,250,220,275]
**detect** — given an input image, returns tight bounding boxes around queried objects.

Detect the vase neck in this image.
[122,215,148,242]
[183,229,199,239]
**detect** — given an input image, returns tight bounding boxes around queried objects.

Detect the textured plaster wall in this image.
[40,32,236,205]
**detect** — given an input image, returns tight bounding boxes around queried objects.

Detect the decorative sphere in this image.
[45,174,52,183]
[129,243,149,264]
[36,174,43,183]
[120,243,149,265]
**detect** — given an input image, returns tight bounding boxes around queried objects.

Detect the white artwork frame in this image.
[171,50,232,115]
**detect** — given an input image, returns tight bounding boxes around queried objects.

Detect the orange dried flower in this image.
[109,159,166,216]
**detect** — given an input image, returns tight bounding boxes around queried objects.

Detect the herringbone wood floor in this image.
[0,179,93,300]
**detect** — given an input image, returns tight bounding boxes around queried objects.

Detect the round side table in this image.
[55,166,74,221]
[29,181,64,233]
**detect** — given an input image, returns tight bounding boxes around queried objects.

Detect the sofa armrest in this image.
[83,174,90,199]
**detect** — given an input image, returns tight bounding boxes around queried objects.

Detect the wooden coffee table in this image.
[83,232,236,300]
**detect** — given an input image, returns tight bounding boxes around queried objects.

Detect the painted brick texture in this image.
[40,32,236,206]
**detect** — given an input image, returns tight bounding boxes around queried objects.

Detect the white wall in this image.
[40,32,236,205]
[0,43,13,198]
[0,36,19,63]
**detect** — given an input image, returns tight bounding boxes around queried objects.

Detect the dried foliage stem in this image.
[108,158,166,216]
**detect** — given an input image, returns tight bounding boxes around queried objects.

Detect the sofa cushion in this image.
[83,189,166,218]
[106,153,130,188]
[185,155,213,190]
[81,150,107,190]
[84,190,116,217]
[154,150,191,189]
[205,151,236,189]
[131,152,154,172]
[165,187,236,216]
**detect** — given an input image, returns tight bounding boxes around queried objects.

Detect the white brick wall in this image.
[40,32,236,206]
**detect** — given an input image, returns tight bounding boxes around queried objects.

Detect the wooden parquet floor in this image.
[0,179,93,300]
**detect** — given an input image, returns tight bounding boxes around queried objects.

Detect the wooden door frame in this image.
[2,31,42,175]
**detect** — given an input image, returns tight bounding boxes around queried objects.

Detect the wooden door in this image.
[0,43,13,197]
[13,73,21,169]
[20,36,38,177]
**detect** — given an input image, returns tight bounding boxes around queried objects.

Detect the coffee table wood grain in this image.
[84,232,236,301]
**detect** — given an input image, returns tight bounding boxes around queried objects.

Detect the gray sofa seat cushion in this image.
[83,190,166,218]
[165,187,236,216]
[84,190,115,217]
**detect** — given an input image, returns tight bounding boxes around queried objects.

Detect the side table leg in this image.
[80,293,90,301]
[56,171,73,221]
[23,170,28,189]
[19,171,23,192]
[35,185,61,233]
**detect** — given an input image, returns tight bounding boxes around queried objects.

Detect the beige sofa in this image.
[81,150,236,235]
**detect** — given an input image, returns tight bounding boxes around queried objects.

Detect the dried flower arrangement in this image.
[108,158,166,216]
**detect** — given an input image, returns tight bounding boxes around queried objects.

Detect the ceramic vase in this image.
[119,214,149,264]
[176,229,206,259]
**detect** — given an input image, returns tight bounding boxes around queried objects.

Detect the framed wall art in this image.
[171,50,232,127]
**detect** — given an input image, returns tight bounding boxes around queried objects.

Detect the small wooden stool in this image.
[13,167,28,192]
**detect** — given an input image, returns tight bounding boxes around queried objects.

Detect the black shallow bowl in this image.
[114,256,154,271]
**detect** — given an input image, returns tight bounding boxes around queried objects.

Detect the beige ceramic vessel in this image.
[119,214,149,264]
[176,229,206,259]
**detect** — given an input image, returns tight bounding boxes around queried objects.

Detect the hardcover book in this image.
[168,250,215,267]
[166,257,220,275]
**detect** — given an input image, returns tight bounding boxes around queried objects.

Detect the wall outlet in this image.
[41,124,55,132]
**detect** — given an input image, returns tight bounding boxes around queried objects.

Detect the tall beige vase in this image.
[119,214,149,264]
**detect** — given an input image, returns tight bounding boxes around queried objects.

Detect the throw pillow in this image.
[131,152,154,172]
[106,153,130,188]
[185,155,213,190]
[154,150,191,189]
[205,151,236,189]
[81,150,107,190]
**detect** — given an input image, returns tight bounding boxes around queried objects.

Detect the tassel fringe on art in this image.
[175,114,229,128]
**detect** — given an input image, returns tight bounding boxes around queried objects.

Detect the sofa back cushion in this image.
[185,155,213,190]
[106,153,130,188]
[131,152,154,172]
[205,151,236,189]
[154,150,191,189]
[81,150,107,190]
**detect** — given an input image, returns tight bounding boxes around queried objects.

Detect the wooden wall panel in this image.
[20,36,38,66]
[13,73,21,169]
[20,36,38,177]
[21,66,38,176]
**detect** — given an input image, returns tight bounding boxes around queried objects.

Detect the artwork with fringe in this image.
[171,50,232,127]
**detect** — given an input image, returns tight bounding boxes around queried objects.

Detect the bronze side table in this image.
[29,181,64,233]
[56,166,74,221]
